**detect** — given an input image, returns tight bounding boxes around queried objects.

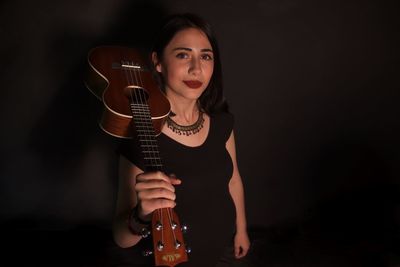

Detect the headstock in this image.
[151,208,188,266]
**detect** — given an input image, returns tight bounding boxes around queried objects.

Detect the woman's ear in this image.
[151,52,162,73]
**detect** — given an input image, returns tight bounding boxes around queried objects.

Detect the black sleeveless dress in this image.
[117,112,236,267]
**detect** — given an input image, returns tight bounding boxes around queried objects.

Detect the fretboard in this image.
[130,102,164,172]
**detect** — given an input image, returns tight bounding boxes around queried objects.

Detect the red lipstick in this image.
[183,80,203,89]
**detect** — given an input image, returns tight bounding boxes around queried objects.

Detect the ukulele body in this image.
[85,46,169,137]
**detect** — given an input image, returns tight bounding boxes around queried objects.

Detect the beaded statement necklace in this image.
[166,111,204,136]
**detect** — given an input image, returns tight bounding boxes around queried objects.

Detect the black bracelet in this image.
[128,206,150,237]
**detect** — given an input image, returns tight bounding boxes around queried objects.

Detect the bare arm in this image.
[112,156,143,248]
[112,155,180,248]
[226,131,250,258]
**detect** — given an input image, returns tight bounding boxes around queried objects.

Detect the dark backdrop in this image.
[1,0,399,265]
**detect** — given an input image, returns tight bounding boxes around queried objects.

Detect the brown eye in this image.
[176,53,189,59]
[201,54,213,61]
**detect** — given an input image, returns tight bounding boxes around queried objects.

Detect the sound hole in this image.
[124,86,149,104]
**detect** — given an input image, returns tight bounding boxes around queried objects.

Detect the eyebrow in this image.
[173,47,213,53]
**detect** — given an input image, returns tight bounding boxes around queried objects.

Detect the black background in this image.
[1,0,399,265]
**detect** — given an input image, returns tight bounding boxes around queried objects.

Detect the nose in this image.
[188,57,201,75]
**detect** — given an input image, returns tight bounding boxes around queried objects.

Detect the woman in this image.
[112,13,250,266]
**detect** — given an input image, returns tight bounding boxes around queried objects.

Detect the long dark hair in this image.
[150,13,229,115]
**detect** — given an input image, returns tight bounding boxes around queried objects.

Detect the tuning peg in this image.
[181,224,188,234]
[171,221,177,229]
[175,240,182,249]
[185,245,192,254]
[155,221,163,231]
[157,241,164,251]
[142,249,153,257]
[140,227,151,238]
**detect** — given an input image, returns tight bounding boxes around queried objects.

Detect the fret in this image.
[136,132,155,136]
[132,115,151,120]
[142,150,159,153]
[131,111,151,116]
[137,133,155,141]
[138,139,158,144]
[136,129,156,132]
[143,155,161,159]
[141,150,159,154]
[132,114,150,118]
[134,124,155,128]
[132,111,150,114]
[136,131,156,135]
[135,124,153,128]
[134,124,153,128]
[135,127,153,131]
[144,157,161,161]
[131,108,150,112]
[130,108,150,113]
[138,139,157,143]
[138,140,157,145]
[137,135,156,139]
[142,151,160,154]
[129,100,164,172]
[140,138,157,142]
[133,119,153,124]
[130,112,150,115]
[130,104,150,108]
[133,115,151,119]
[137,134,155,137]
[130,103,152,108]
[134,124,152,127]
[137,132,155,136]
[141,145,158,148]
[141,150,158,154]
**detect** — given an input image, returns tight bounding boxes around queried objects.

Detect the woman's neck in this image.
[167,96,200,124]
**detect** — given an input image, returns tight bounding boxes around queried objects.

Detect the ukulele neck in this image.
[129,99,164,172]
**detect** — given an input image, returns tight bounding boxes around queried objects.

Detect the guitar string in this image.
[132,64,165,245]
[135,62,178,249]
[166,208,178,248]
[139,61,178,249]
[128,61,154,165]
[131,62,165,246]
[130,61,157,169]
[123,59,156,240]
[124,56,178,249]
[142,68,180,249]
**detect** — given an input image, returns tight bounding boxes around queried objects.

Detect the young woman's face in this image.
[154,27,214,102]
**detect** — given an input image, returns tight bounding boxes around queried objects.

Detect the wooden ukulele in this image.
[85,45,188,266]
